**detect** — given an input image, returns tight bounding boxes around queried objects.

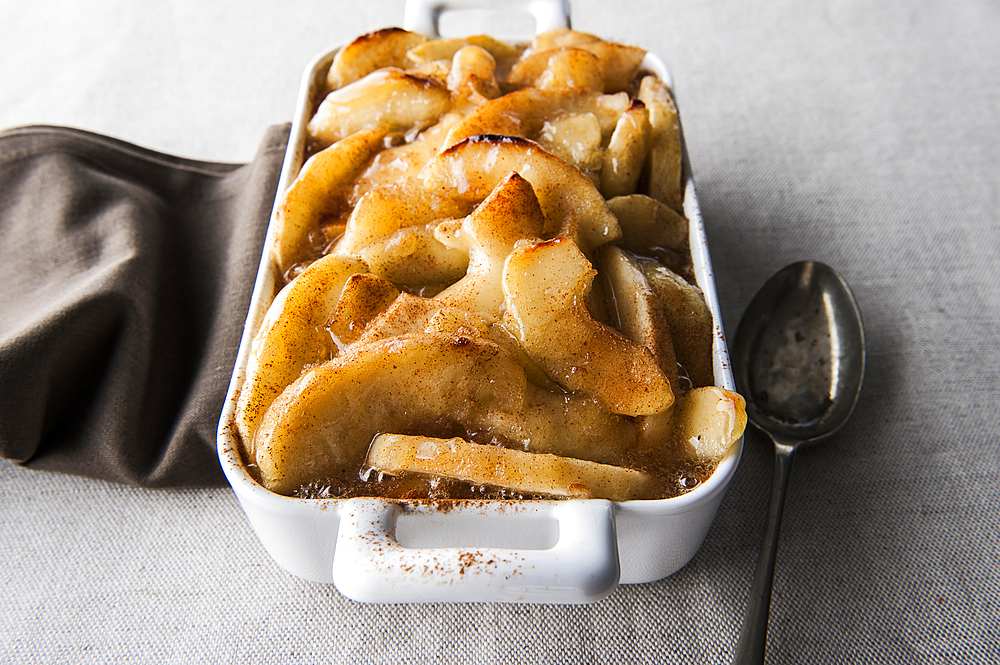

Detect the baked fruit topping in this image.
[234,27,745,500]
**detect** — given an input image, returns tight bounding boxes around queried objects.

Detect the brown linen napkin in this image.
[0,124,289,487]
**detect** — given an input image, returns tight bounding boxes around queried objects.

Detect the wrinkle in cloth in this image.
[0,124,289,487]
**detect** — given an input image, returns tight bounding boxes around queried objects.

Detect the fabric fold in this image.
[0,124,290,487]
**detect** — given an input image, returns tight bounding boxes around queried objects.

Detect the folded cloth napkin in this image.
[0,124,289,487]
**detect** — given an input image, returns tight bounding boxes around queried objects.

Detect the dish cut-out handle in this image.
[404,0,571,38]
[332,498,620,603]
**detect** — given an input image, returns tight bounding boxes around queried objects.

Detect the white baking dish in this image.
[217,0,741,604]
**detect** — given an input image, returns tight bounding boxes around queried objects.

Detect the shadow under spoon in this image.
[730,261,866,665]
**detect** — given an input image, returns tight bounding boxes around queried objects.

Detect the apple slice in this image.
[271,128,384,275]
[235,254,367,453]
[421,134,621,253]
[253,333,529,494]
[434,172,546,320]
[356,222,469,288]
[442,87,629,149]
[607,194,688,256]
[600,99,651,198]
[527,29,646,92]
[574,41,647,93]
[600,245,679,392]
[336,185,472,257]
[531,28,603,51]
[637,75,684,210]
[505,47,605,92]
[671,387,747,460]
[325,273,399,347]
[446,45,501,101]
[642,261,715,388]
[367,434,657,501]
[502,237,673,416]
[308,68,451,148]
[405,35,520,66]
[536,111,604,176]
[326,27,427,91]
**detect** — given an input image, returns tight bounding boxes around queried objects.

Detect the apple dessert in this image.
[233,27,746,501]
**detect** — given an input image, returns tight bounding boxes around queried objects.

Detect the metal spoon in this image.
[730,261,865,665]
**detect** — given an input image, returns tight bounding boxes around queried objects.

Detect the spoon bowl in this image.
[733,260,865,445]
[730,261,865,665]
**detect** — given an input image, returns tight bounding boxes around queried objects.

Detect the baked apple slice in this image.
[309,68,451,148]
[421,134,621,254]
[502,237,673,416]
[325,272,399,347]
[637,75,684,210]
[336,185,472,257]
[642,261,715,388]
[505,47,605,92]
[446,45,502,101]
[252,333,528,494]
[367,434,657,501]
[600,245,679,392]
[442,87,629,150]
[235,254,367,453]
[528,29,646,92]
[404,34,520,66]
[326,27,428,91]
[670,387,747,460]
[600,99,651,198]
[434,172,545,320]
[272,128,384,275]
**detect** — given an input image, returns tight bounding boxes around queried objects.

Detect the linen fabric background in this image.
[1,1,997,663]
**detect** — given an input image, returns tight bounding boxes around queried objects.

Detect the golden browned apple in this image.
[535,111,604,177]
[600,245,679,392]
[607,194,693,281]
[642,261,715,388]
[352,292,463,345]
[329,291,641,468]
[356,222,469,288]
[308,68,451,148]
[442,87,630,149]
[235,254,367,455]
[524,29,646,93]
[346,110,468,202]
[505,47,605,92]
[600,99,651,198]
[434,172,545,319]
[325,273,400,347]
[637,75,684,210]
[573,41,647,93]
[420,135,621,254]
[367,434,657,501]
[670,387,747,459]
[511,388,640,465]
[252,333,530,494]
[530,27,603,51]
[502,237,674,416]
[271,128,384,276]
[607,194,688,256]
[336,185,472,257]
[326,27,427,91]
[404,35,520,66]
[446,45,501,101]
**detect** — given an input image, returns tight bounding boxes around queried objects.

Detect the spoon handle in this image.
[733,442,796,665]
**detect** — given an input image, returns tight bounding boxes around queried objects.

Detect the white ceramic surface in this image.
[216,0,741,604]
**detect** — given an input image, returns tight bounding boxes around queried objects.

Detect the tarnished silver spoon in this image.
[730,261,865,665]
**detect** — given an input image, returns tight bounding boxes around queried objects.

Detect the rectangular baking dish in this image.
[217,0,742,604]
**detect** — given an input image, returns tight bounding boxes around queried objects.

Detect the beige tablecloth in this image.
[1,1,997,663]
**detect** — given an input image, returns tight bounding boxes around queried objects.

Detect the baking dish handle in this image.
[332,498,620,603]
[404,0,571,38]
